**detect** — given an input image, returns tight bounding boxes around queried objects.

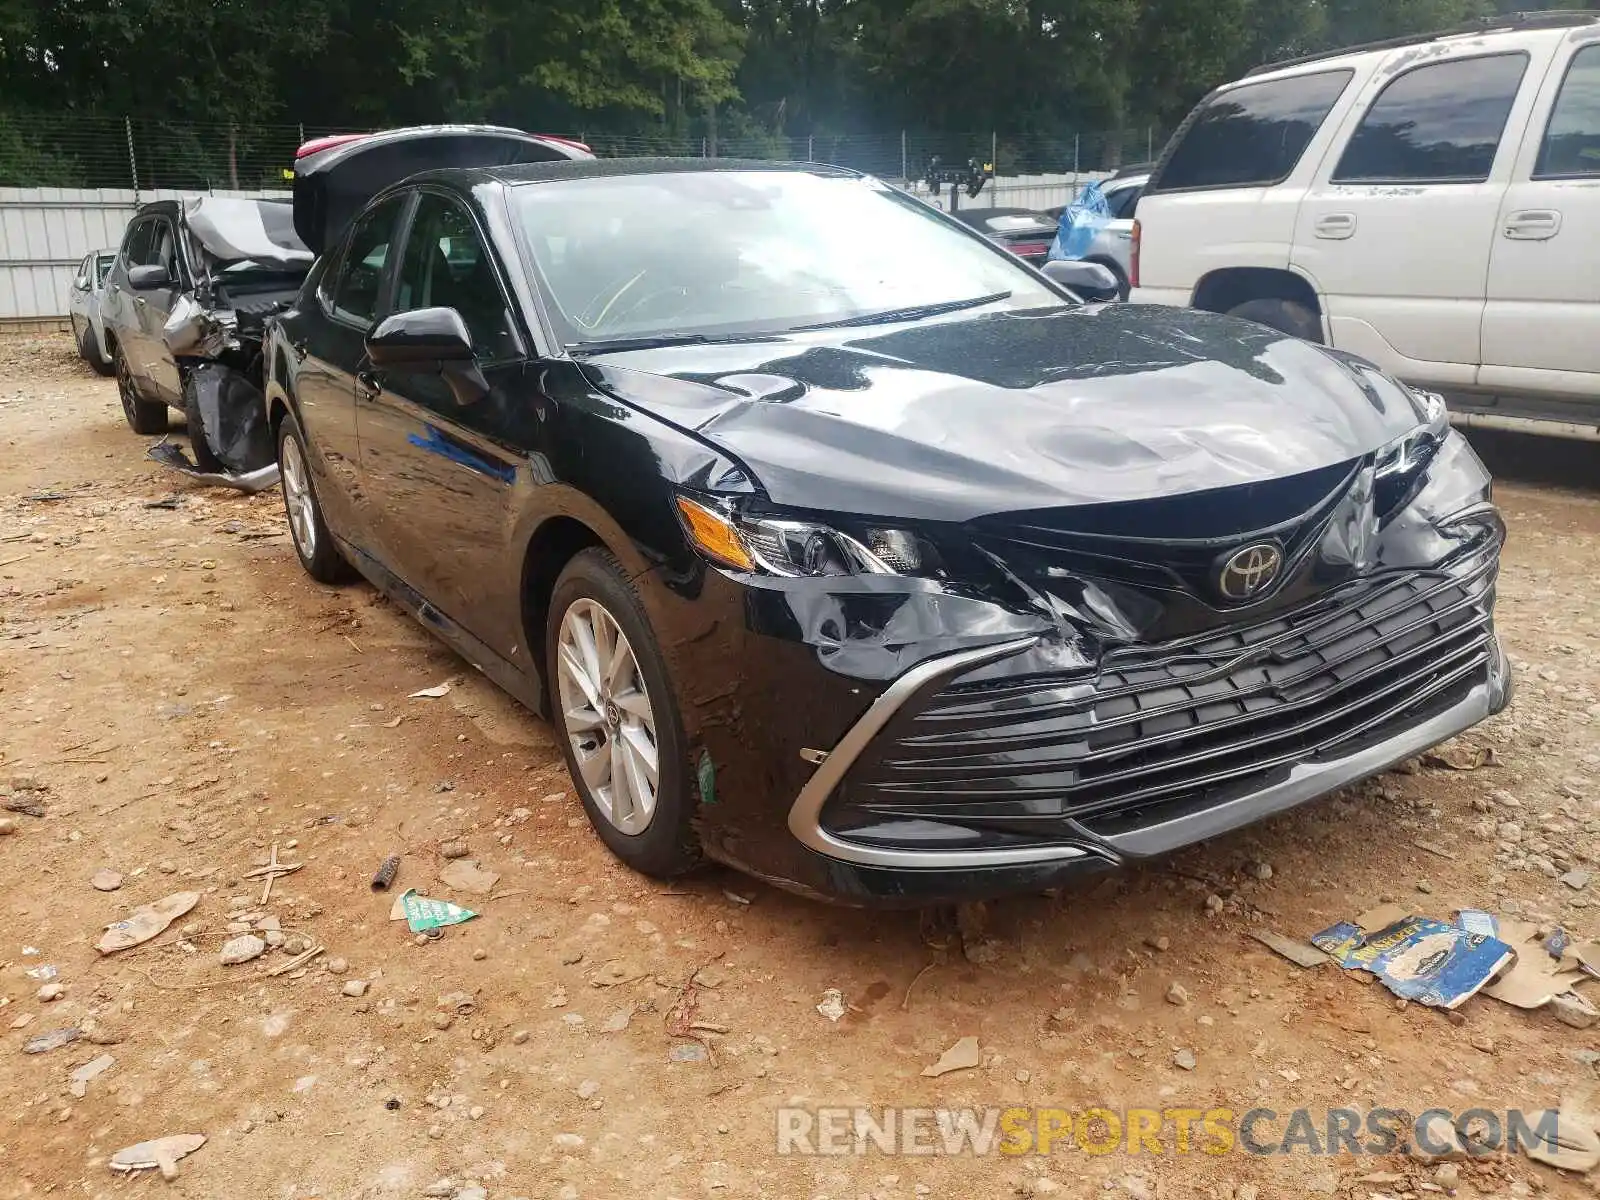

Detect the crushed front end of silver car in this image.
[152,197,313,489]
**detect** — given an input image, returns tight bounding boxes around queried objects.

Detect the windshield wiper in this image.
[567,332,781,356]
[793,290,1013,331]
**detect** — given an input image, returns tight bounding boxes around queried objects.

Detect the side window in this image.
[1107,185,1142,219]
[1536,44,1600,179]
[331,194,408,327]
[122,220,154,269]
[1151,69,1353,192]
[149,220,179,277]
[394,192,518,361]
[75,255,91,288]
[1333,54,1528,184]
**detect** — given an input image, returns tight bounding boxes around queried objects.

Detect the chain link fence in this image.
[0,113,1168,191]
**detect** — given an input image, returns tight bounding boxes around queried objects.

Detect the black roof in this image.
[425,156,861,188]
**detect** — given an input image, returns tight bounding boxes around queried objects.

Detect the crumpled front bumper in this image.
[778,631,1509,905]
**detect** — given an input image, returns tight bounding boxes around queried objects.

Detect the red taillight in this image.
[1009,242,1050,258]
[1130,218,1141,290]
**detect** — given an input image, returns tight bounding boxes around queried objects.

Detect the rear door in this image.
[1480,38,1600,402]
[355,188,533,653]
[1292,47,1549,388]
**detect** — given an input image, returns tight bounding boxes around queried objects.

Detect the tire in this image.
[1227,297,1323,343]
[114,343,169,434]
[182,372,226,474]
[276,410,353,584]
[85,324,115,377]
[546,548,701,878]
[73,318,93,364]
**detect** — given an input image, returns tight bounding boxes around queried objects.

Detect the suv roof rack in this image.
[1245,9,1599,76]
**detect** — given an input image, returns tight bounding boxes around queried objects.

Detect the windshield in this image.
[94,254,116,284]
[512,170,1062,345]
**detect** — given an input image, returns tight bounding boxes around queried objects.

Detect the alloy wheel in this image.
[556,598,660,835]
[280,434,317,560]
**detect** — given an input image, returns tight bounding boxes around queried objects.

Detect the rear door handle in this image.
[1504,209,1561,240]
[1314,213,1357,240]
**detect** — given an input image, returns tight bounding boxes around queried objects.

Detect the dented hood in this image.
[579,304,1435,522]
[292,125,591,254]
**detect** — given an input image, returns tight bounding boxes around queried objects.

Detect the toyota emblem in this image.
[1217,542,1284,602]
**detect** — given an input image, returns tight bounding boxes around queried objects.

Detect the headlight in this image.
[1376,385,1450,480]
[1374,385,1451,518]
[675,496,940,577]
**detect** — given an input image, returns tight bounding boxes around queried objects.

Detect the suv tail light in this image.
[1130,218,1141,290]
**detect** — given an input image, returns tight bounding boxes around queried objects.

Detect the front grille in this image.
[830,544,1498,837]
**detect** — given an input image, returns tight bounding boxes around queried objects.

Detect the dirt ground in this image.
[2,331,1599,1200]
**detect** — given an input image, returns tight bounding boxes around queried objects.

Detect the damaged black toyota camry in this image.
[265,151,1510,905]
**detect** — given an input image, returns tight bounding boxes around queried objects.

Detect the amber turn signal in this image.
[676,496,756,571]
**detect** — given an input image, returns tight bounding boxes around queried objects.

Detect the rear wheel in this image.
[547,548,700,878]
[114,344,169,434]
[1226,297,1323,343]
[277,411,353,584]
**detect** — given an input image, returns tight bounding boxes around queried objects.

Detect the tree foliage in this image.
[0,0,1586,149]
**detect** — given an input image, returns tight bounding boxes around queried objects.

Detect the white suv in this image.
[1131,11,1600,428]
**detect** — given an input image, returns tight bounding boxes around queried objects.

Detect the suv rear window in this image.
[1150,69,1352,192]
[1332,53,1528,184]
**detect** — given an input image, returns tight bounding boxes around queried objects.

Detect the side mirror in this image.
[366,307,487,405]
[366,307,475,368]
[1041,259,1120,302]
[127,263,173,291]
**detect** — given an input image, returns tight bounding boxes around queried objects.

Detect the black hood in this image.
[580,304,1433,523]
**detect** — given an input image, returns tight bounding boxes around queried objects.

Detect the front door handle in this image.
[1504,209,1561,240]
[1314,212,1357,240]
[356,370,382,399]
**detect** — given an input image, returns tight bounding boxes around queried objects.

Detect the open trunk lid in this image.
[291,124,592,254]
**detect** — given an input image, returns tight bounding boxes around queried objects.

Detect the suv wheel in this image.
[1227,298,1323,344]
[547,548,701,878]
[277,411,353,584]
[115,345,169,434]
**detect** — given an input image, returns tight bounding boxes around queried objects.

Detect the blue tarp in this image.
[1048,180,1110,262]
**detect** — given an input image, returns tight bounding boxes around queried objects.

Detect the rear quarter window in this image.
[1150,69,1354,193]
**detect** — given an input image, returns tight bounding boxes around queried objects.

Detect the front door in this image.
[356,189,537,658]
[290,193,412,543]
[1480,39,1600,401]
[135,215,187,401]
[1292,50,1541,389]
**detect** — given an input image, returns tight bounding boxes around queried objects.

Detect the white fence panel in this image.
[0,187,284,320]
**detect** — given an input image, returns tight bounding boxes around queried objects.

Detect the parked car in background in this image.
[948,206,1059,265]
[68,248,118,375]
[101,125,591,486]
[1046,168,1147,298]
[264,152,1507,906]
[1131,11,1600,432]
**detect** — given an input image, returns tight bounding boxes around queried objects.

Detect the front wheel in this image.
[277,412,353,584]
[115,345,168,434]
[547,548,701,878]
[1227,298,1323,343]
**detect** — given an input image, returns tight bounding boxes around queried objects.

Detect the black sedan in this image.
[947,206,1060,265]
[264,154,1510,906]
